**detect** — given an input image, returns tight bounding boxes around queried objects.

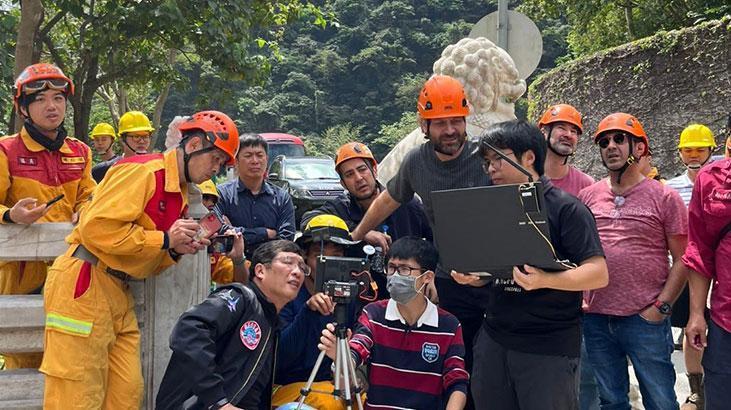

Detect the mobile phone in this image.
[208,234,235,254]
[45,194,65,207]
[194,212,224,242]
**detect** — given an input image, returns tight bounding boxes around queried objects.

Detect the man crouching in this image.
[156,240,307,410]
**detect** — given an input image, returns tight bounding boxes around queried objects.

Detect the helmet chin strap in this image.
[684,151,713,170]
[602,138,636,184]
[546,127,574,165]
[181,136,218,183]
[122,135,148,156]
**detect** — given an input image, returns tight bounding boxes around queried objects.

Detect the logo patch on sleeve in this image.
[421,342,439,363]
[61,156,85,164]
[240,321,262,350]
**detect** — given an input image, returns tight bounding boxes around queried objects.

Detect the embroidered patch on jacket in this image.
[18,156,38,166]
[240,320,262,350]
[422,342,439,363]
[216,289,239,312]
[61,156,85,164]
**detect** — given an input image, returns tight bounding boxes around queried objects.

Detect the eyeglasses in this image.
[125,134,151,141]
[22,79,69,94]
[596,133,627,149]
[271,255,311,276]
[386,263,425,276]
[481,151,515,173]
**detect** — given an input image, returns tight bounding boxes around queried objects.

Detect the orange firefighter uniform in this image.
[0,126,95,369]
[40,149,188,409]
[210,252,234,284]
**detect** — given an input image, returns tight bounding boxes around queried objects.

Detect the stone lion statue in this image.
[377,37,527,184]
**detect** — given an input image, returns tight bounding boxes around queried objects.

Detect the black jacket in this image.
[156,282,280,410]
[300,189,433,242]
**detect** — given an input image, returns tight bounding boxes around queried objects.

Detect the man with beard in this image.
[215,133,295,259]
[89,122,118,163]
[538,104,599,410]
[0,63,96,369]
[538,104,594,195]
[91,111,154,182]
[350,75,490,409]
[665,123,717,410]
[301,141,432,297]
[578,113,688,410]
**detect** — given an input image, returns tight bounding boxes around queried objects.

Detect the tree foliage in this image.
[3,0,330,140]
[519,0,731,57]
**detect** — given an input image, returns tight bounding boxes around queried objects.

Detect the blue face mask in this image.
[386,273,426,305]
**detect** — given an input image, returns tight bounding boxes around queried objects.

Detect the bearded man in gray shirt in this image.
[351,75,490,410]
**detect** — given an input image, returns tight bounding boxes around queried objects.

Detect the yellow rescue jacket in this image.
[0,127,95,222]
[67,150,188,279]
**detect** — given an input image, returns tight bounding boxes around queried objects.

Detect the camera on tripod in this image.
[310,226,373,304]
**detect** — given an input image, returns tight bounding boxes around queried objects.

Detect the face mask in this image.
[387,273,426,305]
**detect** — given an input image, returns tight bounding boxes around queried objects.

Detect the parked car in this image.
[267,156,345,225]
[260,133,305,166]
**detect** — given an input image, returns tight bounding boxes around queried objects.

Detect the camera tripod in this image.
[296,303,364,410]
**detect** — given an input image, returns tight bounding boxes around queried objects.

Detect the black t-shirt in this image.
[482,177,604,357]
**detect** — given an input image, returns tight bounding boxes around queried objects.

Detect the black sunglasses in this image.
[596,133,627,149]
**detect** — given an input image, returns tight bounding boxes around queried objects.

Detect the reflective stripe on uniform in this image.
[46,312,92,336]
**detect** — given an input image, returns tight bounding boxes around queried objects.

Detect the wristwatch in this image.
[653,300,672,315]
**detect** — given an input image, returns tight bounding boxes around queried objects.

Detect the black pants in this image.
[471,327,579,410]
[435,277,489,410]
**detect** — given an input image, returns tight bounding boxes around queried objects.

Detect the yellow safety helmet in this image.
[297,214,359,247]
[678,124,716,149]
[118,111,154,136]
[197,180,219,198]
[90,122,117,139]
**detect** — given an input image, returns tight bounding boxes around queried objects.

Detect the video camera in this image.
[310,227,378,304]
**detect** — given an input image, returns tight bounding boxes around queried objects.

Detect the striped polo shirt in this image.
[666,172,693,206]
[349,298,469,409]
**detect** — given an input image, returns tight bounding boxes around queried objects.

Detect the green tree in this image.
[7,0,329,141]
[519,0,730,57]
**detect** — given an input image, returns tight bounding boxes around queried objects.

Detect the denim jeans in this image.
[703,319,731,410]
[583,313,678,410]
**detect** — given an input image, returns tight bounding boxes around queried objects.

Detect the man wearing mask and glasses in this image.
[319,237,469,410]
[157,240,306,410]
[578,113,688,410]
[91,110,154,182]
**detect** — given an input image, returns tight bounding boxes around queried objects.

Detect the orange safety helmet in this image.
[335,142,377,171]
[538,104,583,134]
[594,112,649,147]
[14,63,74,109]
[178,110,240,165]
[417,75,470,119]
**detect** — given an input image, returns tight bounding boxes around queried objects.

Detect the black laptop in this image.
[431,181,576,278]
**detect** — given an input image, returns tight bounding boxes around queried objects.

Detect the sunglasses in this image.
[596,133,627,149]
[22,79,69,94]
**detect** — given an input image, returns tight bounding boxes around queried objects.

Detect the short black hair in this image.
[478,120,546,176]
[238,133,268,156]
[388,237,439,272]
[251,239,302,269]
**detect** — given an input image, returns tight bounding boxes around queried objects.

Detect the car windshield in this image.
[284,161,339,180]
[268,144,305,162]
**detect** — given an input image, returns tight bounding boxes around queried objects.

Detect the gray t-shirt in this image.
[387,139,490,225]
[387,139,491,277]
